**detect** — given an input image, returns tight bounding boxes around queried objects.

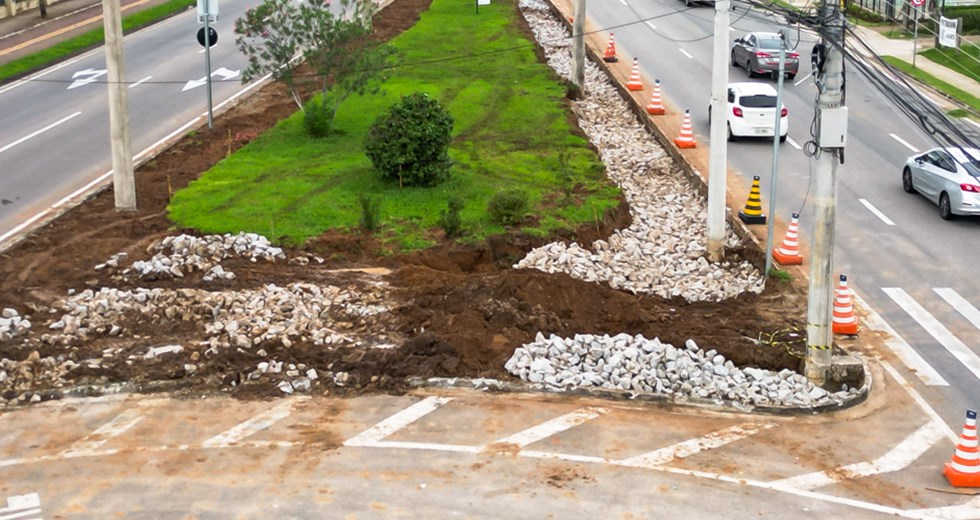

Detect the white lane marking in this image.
[492,407,607,448]
[883,287,980,383]
[858,198,895,226]
[679,49,693,59]
[59,409,143,456]
[889,133,919,153]
[520,450,610,464]
[129,75,153,89]
[645,21,657,30]
[793,71,812,86]
[934,288,980,331]
[908,494,980,518]
[854,292,948,386]
[619,423,774,468]
[344,396,453,447]
[0,508,42,520]
[201,398,306,448]
[785,136,802,150]
[0,111,82,154]
[0,494,40,515]
[771,419,947,490]
[618,0,627,5]
[0,209,50,245]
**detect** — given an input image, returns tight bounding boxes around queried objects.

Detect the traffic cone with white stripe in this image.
[737,176,765,224]
[626,57,644,91]
[673,108,696,149]
[646,79,666,115]
[945,410,980,487]
[603,33,618,62]
[832,274,859,335]
[772,212,803,265]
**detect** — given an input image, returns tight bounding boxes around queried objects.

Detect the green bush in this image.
[303,98,332,138]
[488,189,529,226]
[945,6,980,35]
[357,193,382,232]
[364,92,455,187]
[437,196,464,238]
[846,3,885,23]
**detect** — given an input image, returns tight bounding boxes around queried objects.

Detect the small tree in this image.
[364,92,455,187]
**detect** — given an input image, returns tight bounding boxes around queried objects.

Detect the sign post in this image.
[197,0,219,129]
[910,0,924,68]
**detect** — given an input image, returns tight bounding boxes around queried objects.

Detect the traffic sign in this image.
[910,0,924,7]
[197,0,218,22]
[197,27,218,47]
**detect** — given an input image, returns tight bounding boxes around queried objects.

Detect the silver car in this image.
[731,32,800,80]
[903,146,980,220]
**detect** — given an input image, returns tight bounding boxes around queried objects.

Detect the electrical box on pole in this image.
[819,107,848,148]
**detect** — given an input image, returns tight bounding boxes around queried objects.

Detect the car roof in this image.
[728,82,778,96]
[746,31,781,40]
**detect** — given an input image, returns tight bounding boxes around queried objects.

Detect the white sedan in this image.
[708,82,788,142]
[903,146,980,220]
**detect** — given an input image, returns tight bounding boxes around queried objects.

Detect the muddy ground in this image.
[0,0,813,400]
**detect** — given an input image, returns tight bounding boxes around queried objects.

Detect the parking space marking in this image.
[889,133,919,153]
[771,418,947,490]
[934,288,980,331]
[59,408,143,457]
[344,396,453,447]
[858,198,895,226]
[884,287,980,384]
[855,292,947,386]
[619,423,774,468]
[202,398,307,448]
[492,407,607,448]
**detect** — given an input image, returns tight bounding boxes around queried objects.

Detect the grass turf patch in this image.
[920,45,980,85]
[168,0,622,250]
[0,0,195,82]
[882,55,980,114]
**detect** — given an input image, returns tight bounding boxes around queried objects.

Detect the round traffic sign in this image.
[197,27,218,48]
[910,0,924,7]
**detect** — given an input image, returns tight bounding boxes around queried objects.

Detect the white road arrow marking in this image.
[181,67,241,92]
[67,68,107,89]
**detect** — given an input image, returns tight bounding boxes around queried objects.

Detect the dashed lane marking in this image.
[889,133,919,153]
[858,198,895,226]
[0,112,82,154]
[785,136,802,150]
[679,49,693,59]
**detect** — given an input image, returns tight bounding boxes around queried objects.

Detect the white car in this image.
[903,146,980,220]
[708,82,788,142]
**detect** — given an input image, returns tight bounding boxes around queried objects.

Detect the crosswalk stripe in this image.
[0,509,42,520]
[201,398,305,448]
[0,495,39,515]
[492,407,607,448]
[619,423,773,468]
[59,409,143,457]
[883,288,980,383]
[344,396,453,447]
[934,288,980,331]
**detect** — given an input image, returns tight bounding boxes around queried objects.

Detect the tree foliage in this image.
[234,0,398,135]
[364,92,455,187]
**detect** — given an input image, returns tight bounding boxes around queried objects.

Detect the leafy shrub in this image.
[487,189,529,226]
[437,196,464,238]
[357,193,382,232]
[945,7,980,35]
[364,92,455,187]
[303,98,332,138]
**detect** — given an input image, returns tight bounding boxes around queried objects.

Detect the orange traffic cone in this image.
[945,410,980,487]
[626,57,643,91]
[673,108,696,149]
[603,33,618,63]
[832,274,859,335]
[646,79,666,115]
[772,212,803,265]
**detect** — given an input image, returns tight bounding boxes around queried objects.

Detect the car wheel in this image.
[684,0,691,7]
[902,167,915,193]
[745,60,755,78]
[787,73,796,80]
[727,123,736,142]
[779,134,787,143]
[939,192,954,220]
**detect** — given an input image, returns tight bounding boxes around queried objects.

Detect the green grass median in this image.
[167,0,622,251]
[882,55,980,115]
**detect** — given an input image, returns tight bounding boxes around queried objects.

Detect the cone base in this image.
[833,321,859,335]
[738,211,766,225]
[646,107,665,115]
[773,249,803,265]
[674,139,696,149]
[945,463,980,487]
[627,83,643,91]
[603,56,619,62]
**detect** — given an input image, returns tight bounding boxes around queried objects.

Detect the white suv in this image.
[708,82,788,142]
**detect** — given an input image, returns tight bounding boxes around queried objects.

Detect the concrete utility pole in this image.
[706,0,731,262]
[570,0,585,93]
[102,0,137,211]
[805,2,847,385]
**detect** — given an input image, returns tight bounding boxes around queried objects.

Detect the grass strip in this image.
[882,55,980,114]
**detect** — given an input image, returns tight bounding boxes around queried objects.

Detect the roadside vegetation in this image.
[883,55,980,115]
[0,0,195,82]
[167,0,621,251]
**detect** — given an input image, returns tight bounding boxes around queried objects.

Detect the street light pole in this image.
[707,0,731,262]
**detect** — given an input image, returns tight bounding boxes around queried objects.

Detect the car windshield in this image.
[739,95,777,108]
[757,38,781,50]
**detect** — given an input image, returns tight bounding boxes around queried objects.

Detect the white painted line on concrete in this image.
[0,111,81,154]
[771,419,947,490]
[492,407,607,448]
[619,423,774,468]
[129,75,153,89]
[520,450,610,464]
[0,209,50,245]
[679,48,693,59]
[202,398,306,448]
[645,21,657,30]
[793,71,812,86]
[59,408,143,456]
[785,136,802,150]
[52,171,112,208]
[0,508,42,520]
[0,494,39,515]
[858,198,895,226]
[344,396,454,447]
[934,288,980,331]
[907,494,980,519]
[854,292,947,386]
[889,133,919,153]
[884,287,980,384]
[371,441,482,454]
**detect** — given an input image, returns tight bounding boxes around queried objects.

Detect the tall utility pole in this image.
[706,0,731,262]
[102,0,137,211]
[805,2,847,385]
[570,0,585,93]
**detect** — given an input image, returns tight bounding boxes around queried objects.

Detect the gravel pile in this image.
[0,308,31,342]
[515,0,764,302]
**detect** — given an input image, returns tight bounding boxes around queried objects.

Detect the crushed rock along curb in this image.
[514,0,764,303]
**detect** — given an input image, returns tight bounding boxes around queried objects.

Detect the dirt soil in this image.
[0,0,812,401]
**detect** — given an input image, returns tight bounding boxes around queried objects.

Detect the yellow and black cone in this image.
[738,175,767,225]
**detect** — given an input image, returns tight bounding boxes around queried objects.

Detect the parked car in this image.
[708,82,788,142]
[731,32,799,80]
[902,146,980,220]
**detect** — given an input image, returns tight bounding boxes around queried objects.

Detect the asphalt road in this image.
[586,0,980,428]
